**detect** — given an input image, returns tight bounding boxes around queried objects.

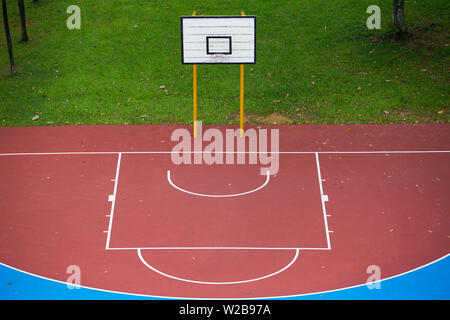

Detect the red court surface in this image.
[0,124,449,298]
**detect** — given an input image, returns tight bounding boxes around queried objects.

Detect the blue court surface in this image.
[1,255,448,300]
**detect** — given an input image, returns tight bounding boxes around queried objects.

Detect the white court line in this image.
[106,246,330,250]
[108,154,329,252]
[167,169,270,198]
[137,248,299,285]
[315,152,332,250]
[105,152,122,250]
[0,150,449,156]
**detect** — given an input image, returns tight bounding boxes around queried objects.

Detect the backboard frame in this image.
[181,15,257,65]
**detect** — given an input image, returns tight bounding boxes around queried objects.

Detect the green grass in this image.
[0,0,449,126]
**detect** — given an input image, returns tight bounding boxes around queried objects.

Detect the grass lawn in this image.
[0,0,448,126]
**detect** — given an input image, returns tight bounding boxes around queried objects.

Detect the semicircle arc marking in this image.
[167,170,270,198]
[137,248,299,285]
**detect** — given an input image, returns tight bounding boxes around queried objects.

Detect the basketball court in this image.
[0,123,448,299]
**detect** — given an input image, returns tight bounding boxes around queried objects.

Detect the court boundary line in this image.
[105,153,122,250]
[315,152,332,249]
[0,150,449,156]
[106,247,330,250]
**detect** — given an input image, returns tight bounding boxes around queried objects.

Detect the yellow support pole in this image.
[193,64,197,138]
[240,11,245,138]
[240,64,244,138]
[192,11,198,138]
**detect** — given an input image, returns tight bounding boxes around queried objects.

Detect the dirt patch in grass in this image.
[262,112,295,124]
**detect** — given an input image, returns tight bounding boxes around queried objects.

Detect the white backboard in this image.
[181,16,256,64]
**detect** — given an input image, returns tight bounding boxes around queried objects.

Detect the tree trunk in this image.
[2,0,17,75]
[392,0,407,33]
[18,0,29,42]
